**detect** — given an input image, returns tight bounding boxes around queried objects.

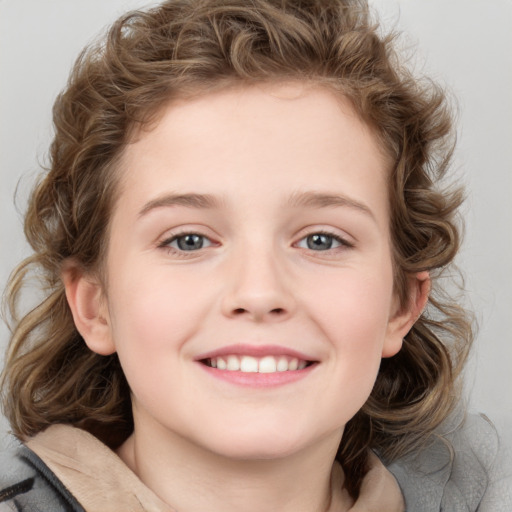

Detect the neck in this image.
[117,419,352,512]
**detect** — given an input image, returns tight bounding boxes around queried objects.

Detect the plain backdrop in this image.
[0,0,511,449]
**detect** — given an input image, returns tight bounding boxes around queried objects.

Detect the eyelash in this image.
[158,229,353,258]
[294,231,354,252]
[158,231,215,257]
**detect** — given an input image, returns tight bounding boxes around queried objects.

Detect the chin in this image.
[200,425,319,461]
[213,441,304,461]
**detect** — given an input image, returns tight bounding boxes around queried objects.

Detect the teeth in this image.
[277,357,289,372]
[227,355,240,371]
[206,355,309,373]
[259,356,277,373]
[240,356,258,372]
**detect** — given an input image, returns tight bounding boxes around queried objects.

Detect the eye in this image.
[164,233,213,251]
[296,233,348,251]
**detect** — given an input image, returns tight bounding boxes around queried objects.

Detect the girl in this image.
[1,1,510,510]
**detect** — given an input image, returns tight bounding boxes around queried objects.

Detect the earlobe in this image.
[62,262,116,356]
[382,271,430,358]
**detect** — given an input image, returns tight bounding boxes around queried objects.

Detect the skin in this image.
[64,83,429,512]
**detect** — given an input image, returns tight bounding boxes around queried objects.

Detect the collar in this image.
[27,425,404,512]
[27,425,174,512]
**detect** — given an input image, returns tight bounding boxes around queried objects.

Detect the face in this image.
[74,83,420,460]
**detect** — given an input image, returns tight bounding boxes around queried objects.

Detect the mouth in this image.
[201,355,315,373]
[195,345,319,386]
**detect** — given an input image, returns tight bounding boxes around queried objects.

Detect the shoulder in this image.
[0,442,84,512]
[387,413,512,512]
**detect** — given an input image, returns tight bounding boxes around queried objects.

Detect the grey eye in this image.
[297,233,343,251]
[171,234,211,251]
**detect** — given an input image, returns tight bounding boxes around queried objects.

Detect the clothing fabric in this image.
[0,414,510,511]
[0,425,403,512]
[387,413,512,511]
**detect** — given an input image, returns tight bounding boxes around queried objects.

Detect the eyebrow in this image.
[287,191,376,220]
[138,190,375,220]
[138,193,221,217]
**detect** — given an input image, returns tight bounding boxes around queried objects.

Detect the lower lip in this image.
[198,363,317,388]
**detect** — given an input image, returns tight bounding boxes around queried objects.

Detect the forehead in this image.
[116,83,390,215]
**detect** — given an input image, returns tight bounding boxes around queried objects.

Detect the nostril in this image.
[231,307,285,316]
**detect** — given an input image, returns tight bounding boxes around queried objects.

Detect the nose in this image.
[221,245,295,322]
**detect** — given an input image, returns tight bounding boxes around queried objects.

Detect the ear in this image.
[61,261,116,356]
[382,271,430,358]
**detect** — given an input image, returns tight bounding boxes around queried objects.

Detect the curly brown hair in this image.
[1,0,472,498]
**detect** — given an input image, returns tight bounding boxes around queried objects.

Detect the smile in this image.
[204,355,311,373]
[196,345,318,386]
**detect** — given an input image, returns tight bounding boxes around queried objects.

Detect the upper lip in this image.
[194,344,318,362]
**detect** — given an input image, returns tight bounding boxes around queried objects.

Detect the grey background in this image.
[1,0,511,448]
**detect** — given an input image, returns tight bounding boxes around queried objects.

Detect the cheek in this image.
[108,264,210,343]
[104,274,197,411]
[316,283,391,423]
[312,266,393,338]
[104,263,224,402]
[306,266,394,386]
